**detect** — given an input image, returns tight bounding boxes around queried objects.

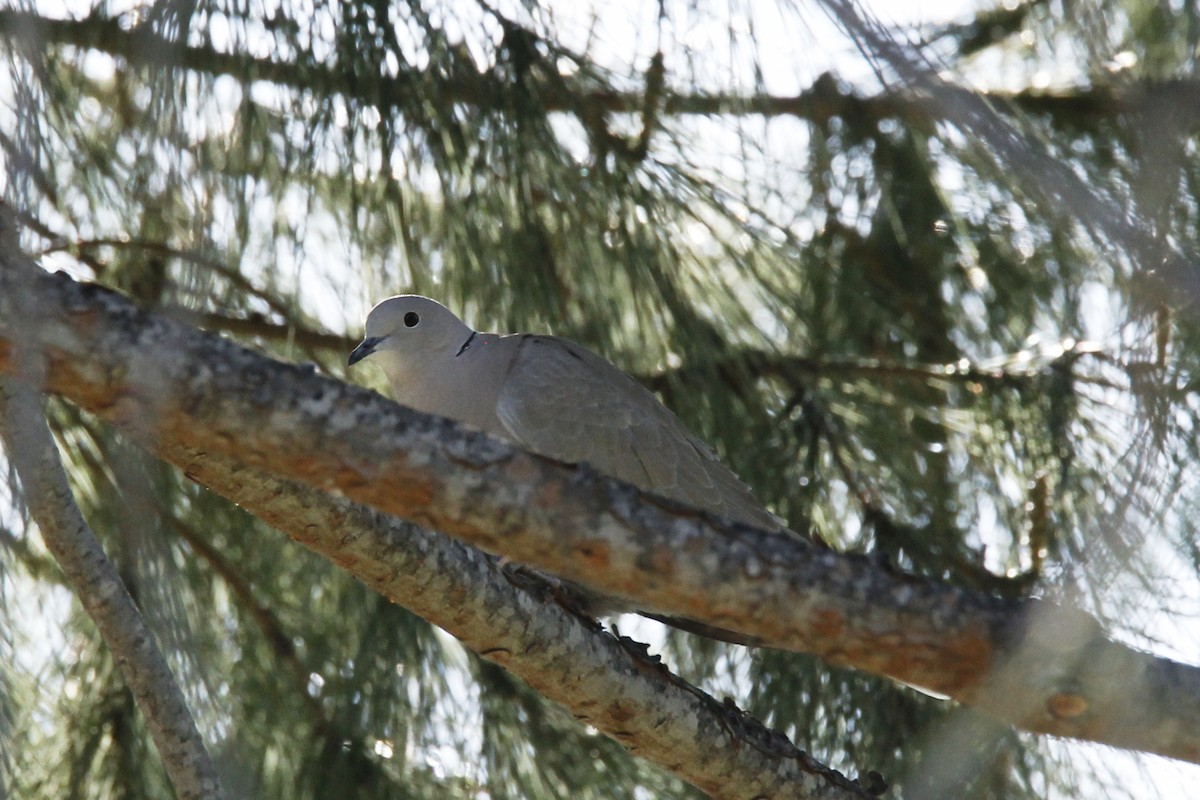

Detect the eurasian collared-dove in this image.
[349,295,788,641]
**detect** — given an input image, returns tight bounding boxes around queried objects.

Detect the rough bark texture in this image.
[2,251,1200,766]
[0,377,227,800]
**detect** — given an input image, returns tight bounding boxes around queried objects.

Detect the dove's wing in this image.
[494,335,784,532]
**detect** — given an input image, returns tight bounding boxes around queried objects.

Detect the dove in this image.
[349,295,789,642]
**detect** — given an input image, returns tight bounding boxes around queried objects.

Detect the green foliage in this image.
[3,0,1200,797]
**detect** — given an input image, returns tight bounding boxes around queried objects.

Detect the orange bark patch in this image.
[605,700,636,726]
[644,544,677,577]
[1046,692,1089,719]
[944,632,994,688]
[811,608,844,638]
[361,476,435,512]
[576,538,611,569]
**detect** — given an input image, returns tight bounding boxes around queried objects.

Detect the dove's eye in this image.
[404,312,420,328]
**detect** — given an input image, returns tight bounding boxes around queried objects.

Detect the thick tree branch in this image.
[0,377,226,800]
[2,256,1200,765]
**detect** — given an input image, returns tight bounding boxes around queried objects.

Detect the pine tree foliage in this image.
[2,0,1199,797]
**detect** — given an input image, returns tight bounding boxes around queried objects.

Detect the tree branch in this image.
[0,9,873,122]
[5,7,1200,133]
[2,248,1199,765]
[34,237,299,321]
[0,228,873,798]
[173,447,875,799]
[0,377,226,799]
[161,308,354,353]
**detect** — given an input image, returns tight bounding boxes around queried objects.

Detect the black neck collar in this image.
[455,331,477,357]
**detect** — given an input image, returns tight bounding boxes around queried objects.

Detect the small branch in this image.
[640,346,1122,396]
[161,307,354,353]
[0,523,65,583]
[920,0,1047,57]
[163,512,328,725]
[28,228,347,357]
[0,377,226,800]
[2,235,1200,765]
[35,237,297,321]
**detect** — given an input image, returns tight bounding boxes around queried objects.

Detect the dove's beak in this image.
[348,336,384,366]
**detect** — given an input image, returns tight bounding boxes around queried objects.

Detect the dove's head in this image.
[348,295,474,371]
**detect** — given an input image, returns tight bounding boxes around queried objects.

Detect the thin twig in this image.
[162,307,354,353]
[163,512,329,725]
[0,523,64,584]
[37,237,295,320]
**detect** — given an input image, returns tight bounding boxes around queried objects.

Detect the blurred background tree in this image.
[2,0,1199,797]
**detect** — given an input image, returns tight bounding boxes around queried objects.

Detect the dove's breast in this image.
[382,333,518,435]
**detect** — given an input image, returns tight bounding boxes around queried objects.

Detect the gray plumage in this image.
[349,295,783,533]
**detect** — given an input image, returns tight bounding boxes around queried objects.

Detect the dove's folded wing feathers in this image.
[495,335,784,533]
